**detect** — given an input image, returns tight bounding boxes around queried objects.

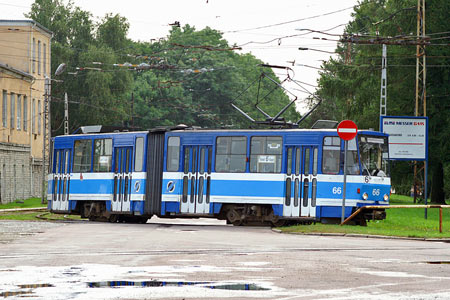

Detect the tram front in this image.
[356,131,390,222]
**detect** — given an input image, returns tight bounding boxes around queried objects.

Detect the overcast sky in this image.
[1,0,359,112]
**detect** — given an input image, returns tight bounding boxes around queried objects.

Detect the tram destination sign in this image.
[380,116,428,161]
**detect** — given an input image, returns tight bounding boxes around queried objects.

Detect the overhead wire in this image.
[225,4,362,34]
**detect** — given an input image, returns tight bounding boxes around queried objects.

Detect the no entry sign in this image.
[337,119,358,224]
[337,120,358,141]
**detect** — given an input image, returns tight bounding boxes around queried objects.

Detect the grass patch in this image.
[0,198,46,209]
[0,211,82,221]
[282,194,450,238]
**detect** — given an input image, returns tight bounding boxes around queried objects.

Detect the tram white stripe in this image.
[211,196,284,204]
[48,194,145,201]
[48,172,147,180]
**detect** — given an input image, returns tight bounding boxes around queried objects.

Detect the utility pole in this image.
[414,0,427,208]
[380,44,387,119]
[64,92,69,135]
[41,77,51,204]
[131,92,134,128]
[41,63,66,204]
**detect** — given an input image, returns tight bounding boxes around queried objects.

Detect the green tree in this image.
[129,25,300,129]
[27,0,133,133]
[312,0,449,203]
[97,14,130,51]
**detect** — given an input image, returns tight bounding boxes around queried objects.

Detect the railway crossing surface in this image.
[0,218,449,299]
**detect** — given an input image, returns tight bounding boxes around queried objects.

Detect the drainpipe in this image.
[29,22,35,198]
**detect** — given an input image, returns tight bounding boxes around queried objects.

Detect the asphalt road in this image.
[0,218,449,300]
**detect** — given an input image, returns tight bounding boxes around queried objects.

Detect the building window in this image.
[322,136,340,174]
[37,41,41,75]
[215,136,247,173]
[2,90,6,128]
[16,95,21,130]
[37,100,41,135]
[73,140,92,172]
[32,99,35,134]
[32,38,36,73]
[166,136,180,172]
[93,139,112,172]
[10,93,15,129]
[43,43,47,75]
[23,96,27,131]
[250,136,282,173]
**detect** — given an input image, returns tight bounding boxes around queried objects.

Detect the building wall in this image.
[0,20,51,203]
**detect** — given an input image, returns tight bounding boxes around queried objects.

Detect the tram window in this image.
[215,136,246,173]
[342,138,360,175]
[313,148,318,176]
[324,136,340,146]
[167,137,180,172]
[135,137,144,172]
[322,136,340,174]
[93,139,112,172]
[250,136,282,173]
[346,150,360,175]
[73,140,92,172]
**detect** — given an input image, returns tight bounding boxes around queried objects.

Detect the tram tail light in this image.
[357,188,360,194]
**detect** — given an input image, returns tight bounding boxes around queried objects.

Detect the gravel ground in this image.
[0,220,63,244]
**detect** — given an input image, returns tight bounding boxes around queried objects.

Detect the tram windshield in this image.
[358,135,389,177]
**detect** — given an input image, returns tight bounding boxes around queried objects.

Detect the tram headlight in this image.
[383,194,389,201]
[362,192,369,200]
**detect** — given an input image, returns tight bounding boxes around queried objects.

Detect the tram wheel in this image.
[272,219,286,227]
[108,214,119,223]
[226,209,242,226]
[268,211,285,227]
[232,220,243,226]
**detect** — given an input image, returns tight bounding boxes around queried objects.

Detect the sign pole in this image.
[337,120,358,224]
[341,140,348,223]
[424,160,428,219]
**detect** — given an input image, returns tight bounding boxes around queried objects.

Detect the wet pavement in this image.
[0,220,63,244]
[0,218,450,299]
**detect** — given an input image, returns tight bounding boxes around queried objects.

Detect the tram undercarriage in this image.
[79,201,149,224]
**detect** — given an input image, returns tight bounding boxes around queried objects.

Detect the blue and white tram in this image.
[48,127,390,225]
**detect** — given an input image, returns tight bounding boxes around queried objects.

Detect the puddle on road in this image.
[0,283,54,298]
[17,283,54,288]
[87,280,269,291]
[0,290,34,298]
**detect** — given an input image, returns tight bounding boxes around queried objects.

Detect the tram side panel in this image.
[47,132,152,221]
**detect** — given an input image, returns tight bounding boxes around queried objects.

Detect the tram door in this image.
[300,146,318,217]
[284,146,318,217]
[52,149,71,211]
[112,147,132,212]
[181,146,212,214]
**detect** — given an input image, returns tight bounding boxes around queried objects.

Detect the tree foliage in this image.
[128,25,299,129]
[310,0,449,202]
[26,0,299,133]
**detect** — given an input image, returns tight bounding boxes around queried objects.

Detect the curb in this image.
[0,207,47,213]
[271,228,450,242]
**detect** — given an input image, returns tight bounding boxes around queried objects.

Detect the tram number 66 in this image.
[332,187,342,195]
[372,189,380,196]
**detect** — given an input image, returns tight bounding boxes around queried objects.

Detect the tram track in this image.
[0,246,436,260]
[35,211,87,223]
